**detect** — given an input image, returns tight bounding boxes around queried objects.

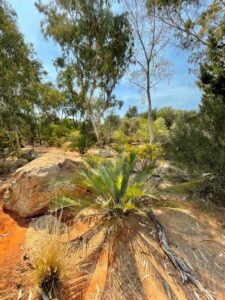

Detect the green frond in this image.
[50,196,93,211]
[53,151,161,215]
[120,202,138,211]
[122,184,145,204]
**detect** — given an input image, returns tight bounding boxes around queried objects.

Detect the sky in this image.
[7,0,202,115]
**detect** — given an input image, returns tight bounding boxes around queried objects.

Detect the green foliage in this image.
[164,180,204,195]
[0,130,18,159]
[0,0,42,148]
[156,107,181,129]
[112,129,128,153]
[36,0,133,142]
[121,117,140,140]
[84,154,108,169]
[125,143,164,169]
[37,83,67,119]
[101,113,120,144]
[45,123,72,147]
[135,117,169,144]
[168,114,215,174]
[52,153,159,215]
[168,30,225,184]
[153,117,169,144]
[76,134,95,154]
[198,33,225,150]
[125,106,138,118]
[135,118,149,143]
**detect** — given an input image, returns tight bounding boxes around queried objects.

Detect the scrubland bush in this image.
[136,118,149,143]
[121,117,140,138]
[125,143,164,169]
[43,123,72,147]
[153,117,169,144]
[168,114,225,206]
[156,107,182,129]
[112,129,128,152]
[112,116,169,149]
[100,113,120,143]
[0,130,18,160]
[84,154,108,168]
[168,115,217,174]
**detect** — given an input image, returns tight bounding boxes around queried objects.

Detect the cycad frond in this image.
[51,152,160,214]
[76,153,136,205]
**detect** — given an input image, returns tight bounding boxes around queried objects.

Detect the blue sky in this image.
[8,0,201,115]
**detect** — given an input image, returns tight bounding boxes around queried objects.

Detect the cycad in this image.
[51,153,213,300]
[53,152,158,215]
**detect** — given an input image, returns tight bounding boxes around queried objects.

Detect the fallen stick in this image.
[146,209,214,300]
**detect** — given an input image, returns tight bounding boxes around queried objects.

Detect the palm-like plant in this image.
[51,153,213,300]
[53,152,158,216]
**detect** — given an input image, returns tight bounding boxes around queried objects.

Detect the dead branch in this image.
[146,209,214,300]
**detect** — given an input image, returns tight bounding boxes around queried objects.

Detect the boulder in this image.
[2,154,83,217]
[86,146,117,158]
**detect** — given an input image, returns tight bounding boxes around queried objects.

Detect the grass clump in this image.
[27,216,73,299]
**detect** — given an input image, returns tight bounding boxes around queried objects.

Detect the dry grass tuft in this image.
[26,214,74,299]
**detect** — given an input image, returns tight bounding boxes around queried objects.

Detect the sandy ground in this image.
[0,148,225,300]
[0,206,31,299]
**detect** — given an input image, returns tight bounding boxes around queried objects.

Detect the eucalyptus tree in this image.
[0,0,43,150]
[124,0,171,144]
[147,0,225,65]
[36,0,133,143]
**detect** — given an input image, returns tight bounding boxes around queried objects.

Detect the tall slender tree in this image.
[36,0,133,143]
[124,0,170,144]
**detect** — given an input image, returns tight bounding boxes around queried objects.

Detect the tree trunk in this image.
[146,88,154,145]
[90,117,101,145]
[14,125,21,151]
[35,121,42,146]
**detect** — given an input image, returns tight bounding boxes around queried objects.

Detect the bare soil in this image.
[0,148,225,300]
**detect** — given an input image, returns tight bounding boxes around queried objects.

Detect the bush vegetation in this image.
[0,0,224,211]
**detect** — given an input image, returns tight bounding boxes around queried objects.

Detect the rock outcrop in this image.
[86,146,117,158]
[1,153,82,217]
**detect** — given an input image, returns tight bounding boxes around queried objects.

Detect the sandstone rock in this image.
[86,146,117,158]
[2,153,83,217]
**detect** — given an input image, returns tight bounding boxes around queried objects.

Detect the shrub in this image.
[125,143,164,169]
[153,117,169,144]
[47,123,71,147]
[77,134,95,154]
[168,115,218,174]
[136,118,149,143]
[112,129,128,153]
[84,154,108,168]
[0,130,18,160]
[167,114,225,206]
[135,117,169,144]
[101,113,121,144]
